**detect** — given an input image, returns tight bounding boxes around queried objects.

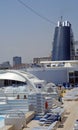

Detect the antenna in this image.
[59,16,63,26]
[61,16,63,23]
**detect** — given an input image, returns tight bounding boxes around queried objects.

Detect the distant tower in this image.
[52,20,75,61]
[13,56,22,66]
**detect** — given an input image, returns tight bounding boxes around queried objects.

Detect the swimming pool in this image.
[0,116,4,120]
[0,116,5,128]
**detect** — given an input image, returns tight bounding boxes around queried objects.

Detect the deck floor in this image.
[24,90,78,130]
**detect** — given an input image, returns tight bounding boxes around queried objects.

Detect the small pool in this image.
[0,116,5,128]
[0,116,4,121]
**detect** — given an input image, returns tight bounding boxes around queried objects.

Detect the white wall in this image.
[27,67,68,84]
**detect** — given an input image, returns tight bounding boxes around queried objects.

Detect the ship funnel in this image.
[52,20,74,61]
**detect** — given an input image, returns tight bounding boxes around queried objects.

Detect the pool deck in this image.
[1,89,78,130]
[1,101,78,130]
[56,100,78,130]
[0,111,35,130]
[23,89,78,130]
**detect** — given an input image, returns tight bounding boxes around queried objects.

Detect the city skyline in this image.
[0,0,78,64]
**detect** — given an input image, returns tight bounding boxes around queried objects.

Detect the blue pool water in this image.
[0,116,5,128]
[0,116,4,121]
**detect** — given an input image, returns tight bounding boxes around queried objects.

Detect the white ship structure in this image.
[27,60,78,86]
[27,20,78,87]
[0,69,58,115]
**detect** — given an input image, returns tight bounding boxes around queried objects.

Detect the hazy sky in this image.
[0,0,78,65]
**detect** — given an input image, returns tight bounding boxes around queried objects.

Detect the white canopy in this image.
[0,71,26,82]
[0,70,46,92]
[0,70,40,83]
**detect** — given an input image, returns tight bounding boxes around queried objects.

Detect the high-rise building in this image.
[13,56,22,66]
[52,20,75,61]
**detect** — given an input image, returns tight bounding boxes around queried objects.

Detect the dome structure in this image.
[0,70,46,94]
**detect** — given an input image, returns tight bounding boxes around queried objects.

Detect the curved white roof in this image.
[0,71,26,82]
[0,70,39,83]
[0,70,46,93]
[0,70,26,82]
